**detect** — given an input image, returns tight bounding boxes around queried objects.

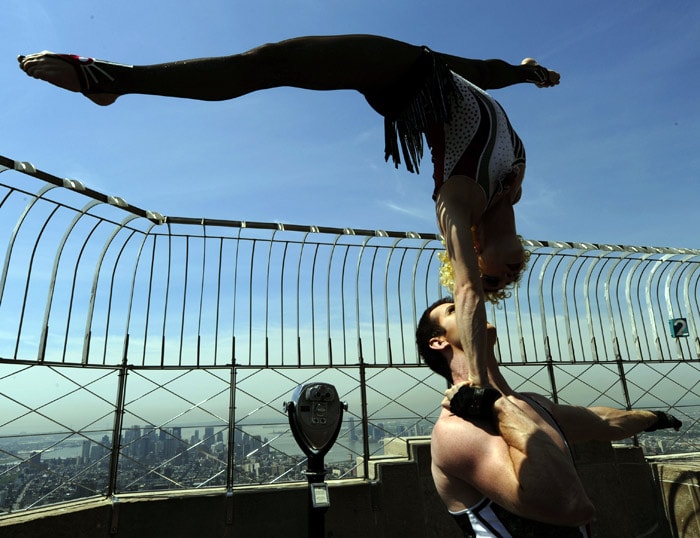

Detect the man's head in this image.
[416,297,454,384]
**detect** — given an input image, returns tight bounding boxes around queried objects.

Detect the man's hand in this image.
[442,381,468,410]
[443,382,501,422]
[521,58,560,88]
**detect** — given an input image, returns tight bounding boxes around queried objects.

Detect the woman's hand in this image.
[521,58,560,87]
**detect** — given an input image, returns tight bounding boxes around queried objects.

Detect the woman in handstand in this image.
[18,34,560,390]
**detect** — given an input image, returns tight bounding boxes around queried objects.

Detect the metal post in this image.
[544,335,559,404]
[358,355,370,480]
[306,454,327,538]
[107,350,129,497]
[226,363,237,490]
[225,363,237,533]
[614,337,636,445]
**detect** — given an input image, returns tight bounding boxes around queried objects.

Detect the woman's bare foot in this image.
[18,52,120,106]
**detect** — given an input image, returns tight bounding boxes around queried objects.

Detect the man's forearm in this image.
[536,399,683,443]
[587,407,681,440]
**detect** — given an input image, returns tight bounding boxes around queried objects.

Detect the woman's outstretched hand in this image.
[521,58,560,88]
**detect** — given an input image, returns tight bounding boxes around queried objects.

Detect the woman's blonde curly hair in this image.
[437,237,531,304]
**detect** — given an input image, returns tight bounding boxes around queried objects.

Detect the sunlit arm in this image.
[434,178,488,386]
[432,397,595,527]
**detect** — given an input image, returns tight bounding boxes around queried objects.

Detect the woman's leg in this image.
[18,35,424,105]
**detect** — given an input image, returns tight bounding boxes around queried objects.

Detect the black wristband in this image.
[644,411,682,432]
[449,386,501,421]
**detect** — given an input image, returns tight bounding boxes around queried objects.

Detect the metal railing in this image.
[0,155,698,513]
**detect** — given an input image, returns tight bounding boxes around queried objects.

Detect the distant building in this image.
[82,440,92,463]
[348,417,358,441]
[204,427,215,451]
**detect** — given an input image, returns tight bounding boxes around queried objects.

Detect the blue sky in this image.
[3,0,699,249]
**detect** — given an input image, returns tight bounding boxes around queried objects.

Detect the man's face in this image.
[429,301,460,349]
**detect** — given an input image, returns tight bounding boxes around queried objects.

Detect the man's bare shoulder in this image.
[431,411,501,468]
[431,410,518,510]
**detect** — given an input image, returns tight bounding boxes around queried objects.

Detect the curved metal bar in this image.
[625,253,651,361]
[382,238,404,367]
[338,241,353,365]
[138,232,157,366]
[264,228,280,368]
[683,262,700,356]
[57,209,103,363]
[665,254,696,359]
[2,154,700,372]
[229,226,243,366]
[545,254,568,362]
[365,243,382,365]
[278,238,291,366]
[325,232,347,367]
[82,214,141,364]
[123,221,166,365]
[645,254,672,360]
[295,230,315,367]
[308,241,322,366]
[593,253,616,361]
[354,235,375,363]
[602,252,635,361]
[246,237,257,367]
[536,244,567,362]
[118,223,158,365]
[196,222,209,367]
[15,204,62,360]
[581,248,610,362]
[610,256,637,362]
[410,239,441,360]
[394,241,412,365]
[560,245,595,362]
[0,184,57,305]
[569,256,591,362]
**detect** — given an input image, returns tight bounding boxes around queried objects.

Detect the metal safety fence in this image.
[0,155,698,513]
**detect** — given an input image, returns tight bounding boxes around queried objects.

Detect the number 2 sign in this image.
[669,318,690,338]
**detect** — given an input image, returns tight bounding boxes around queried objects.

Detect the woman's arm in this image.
[435,177,489,386]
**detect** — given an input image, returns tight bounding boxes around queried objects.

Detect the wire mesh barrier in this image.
[1,155,698,513]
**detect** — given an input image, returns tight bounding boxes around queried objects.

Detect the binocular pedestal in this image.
[284,383,347,538]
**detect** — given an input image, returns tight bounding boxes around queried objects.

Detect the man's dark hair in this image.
[416,297,453,384]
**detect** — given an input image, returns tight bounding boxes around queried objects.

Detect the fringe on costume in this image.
[381,47,461,174]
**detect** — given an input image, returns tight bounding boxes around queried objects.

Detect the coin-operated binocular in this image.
[285,383,347,537]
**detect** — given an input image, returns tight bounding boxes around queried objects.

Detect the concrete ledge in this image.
[0,438,683,538]
[647,456,700,538]
[572,441,672,538]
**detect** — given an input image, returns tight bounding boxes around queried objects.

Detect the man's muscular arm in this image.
[433,396,595,526]
[525,395,683,444]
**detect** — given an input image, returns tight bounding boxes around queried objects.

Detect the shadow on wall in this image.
[663,468,700,538]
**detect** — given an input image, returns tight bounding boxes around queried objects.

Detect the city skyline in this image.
[1,411,693,513]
